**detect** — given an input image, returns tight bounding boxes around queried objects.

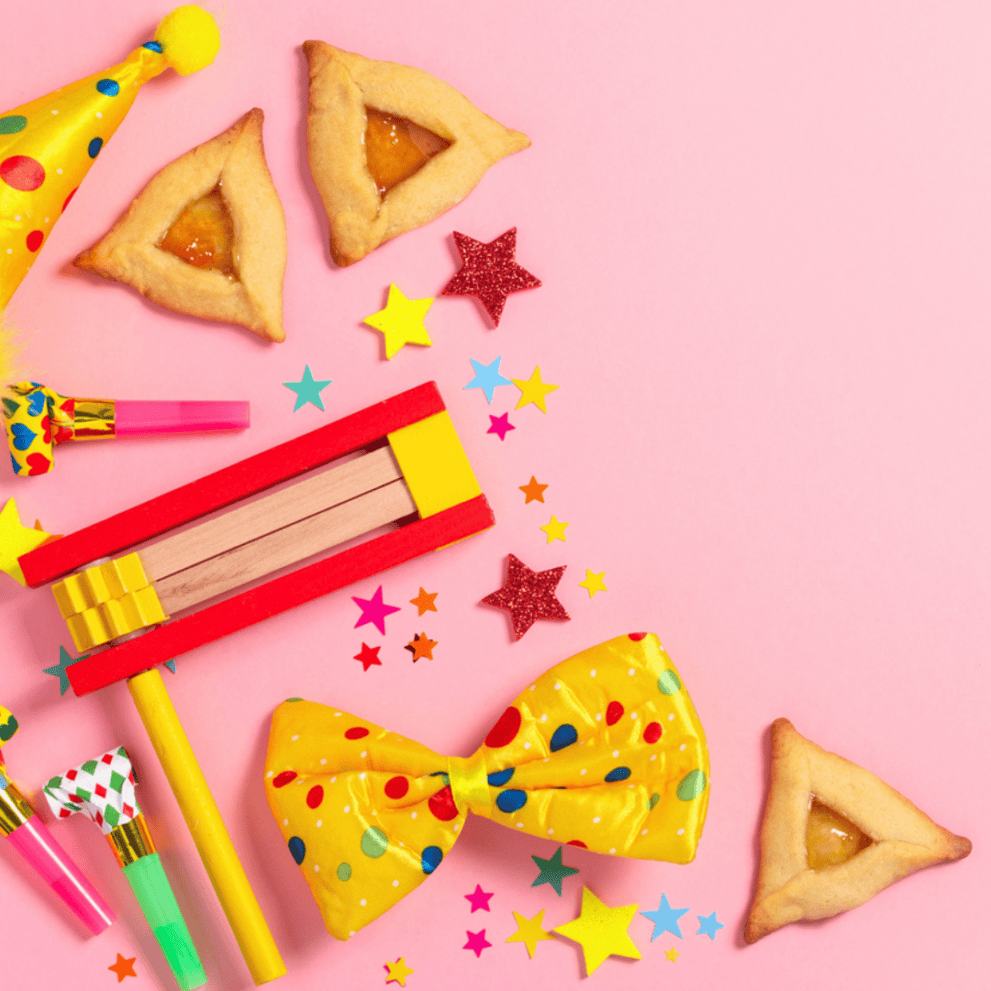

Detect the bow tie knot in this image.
[446,753,492,817]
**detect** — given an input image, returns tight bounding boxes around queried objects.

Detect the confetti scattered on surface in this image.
[354,643,383,671]
[696,911,725,940]
[665,947,680,962]
[578,570,608,598]
[385,957,415,986]
[519,476,548,504]
[352,586,402,635]
[482,554,569,640]
[465,884,494,912]
[363,284,433,359]
[409,587,438,616]
[552,887,641,976]
[506,909,555,958]
[463,929,493,957]
[283,365,332,412]
[464,356,513,403]
[487,412,515,440]
[108,953,137,982]
[512,366,559,413]
[0,499,49,584]
[540,515,569,543]
[44,646,84,696]
[531,845,579,895]
[441,228,541,326]
[405,632,438,662]
[164,659,177,674]
[641,893,688,940]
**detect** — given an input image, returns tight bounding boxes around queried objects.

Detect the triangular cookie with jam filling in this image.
[303,41,530,267]
[75,108,287,342]
[745,718,970,943]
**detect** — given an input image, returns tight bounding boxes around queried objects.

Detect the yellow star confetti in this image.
[665,947,680,962]
[0,499,49,585]
[578,569,608,597]
[553,886,641,976]
[512,366,559,413]
[363,284,434,359]
[540,515,569,543]
[506,909,555,958]
[385,957,415,986]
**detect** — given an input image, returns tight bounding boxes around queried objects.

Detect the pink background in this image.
[1,1,988,988]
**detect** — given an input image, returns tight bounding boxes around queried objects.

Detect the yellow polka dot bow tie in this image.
[264,633,709,940]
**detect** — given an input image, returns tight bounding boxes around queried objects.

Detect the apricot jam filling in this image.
[806,797,872,870]
[364,106,450,196]
[159,187,236,278]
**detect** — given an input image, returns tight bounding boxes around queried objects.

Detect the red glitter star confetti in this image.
[441,228,541,326]
[354,643,382,671]
[481,553,570,640]
[487,412,515,440]
[405,632,438,661]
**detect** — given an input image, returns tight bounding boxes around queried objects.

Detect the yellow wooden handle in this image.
[128,668,286,985]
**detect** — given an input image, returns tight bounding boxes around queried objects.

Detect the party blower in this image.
[0,705,115,934]
[44,746,207,990]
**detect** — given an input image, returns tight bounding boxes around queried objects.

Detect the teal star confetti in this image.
[641,894,689,940]
[283,365,332,412]
[464,356,513,404]
[696,912,724,940]
[531,846,579,895]
[44,646,86,696]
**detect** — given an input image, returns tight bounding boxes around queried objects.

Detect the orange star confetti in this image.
[519,476,548,503]
[108,953,137,982]
[409,587,438,616]
[405,632,438,661]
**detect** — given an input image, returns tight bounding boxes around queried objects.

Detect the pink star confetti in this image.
[441,228,541,326]
[353,643,382,671]
[481,554,570,640]
[465,884,494,913]
[352,586,402,635]
[463,929,493,957]
[487,412,515,441]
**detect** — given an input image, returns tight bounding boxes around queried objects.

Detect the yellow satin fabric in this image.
[264,633,709,940]
[1,45,167,308]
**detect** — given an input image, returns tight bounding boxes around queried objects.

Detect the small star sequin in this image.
[405,632,438,662]
[108,953,137,982]
[487,412,515,441]
[353,643,382,671]
[409,587,438,616]
[482,554,569,640]
[519,476,548,503]
[441,228,541,326]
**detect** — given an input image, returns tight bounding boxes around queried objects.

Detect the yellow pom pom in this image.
[155,5,221,76]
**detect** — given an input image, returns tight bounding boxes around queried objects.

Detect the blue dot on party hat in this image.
[487,767,514,787]
[95,79,120,96]
[288,836,306,865]
[87,137,103,159]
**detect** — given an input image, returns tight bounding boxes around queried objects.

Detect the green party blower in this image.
[44,746,207,990]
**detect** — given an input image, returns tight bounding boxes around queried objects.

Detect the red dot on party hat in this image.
[1,155,45,191]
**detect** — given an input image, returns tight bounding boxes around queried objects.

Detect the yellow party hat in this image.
[0,5,221,309]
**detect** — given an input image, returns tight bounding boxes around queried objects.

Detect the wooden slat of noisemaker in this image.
[19,381,446,587]
[138,446,403,581]
[154,479,417,615]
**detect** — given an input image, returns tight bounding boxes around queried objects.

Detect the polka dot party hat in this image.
[0,5,220,309]
[265,632,710,940]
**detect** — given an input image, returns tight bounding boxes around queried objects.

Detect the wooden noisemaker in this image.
[18,382,493,985]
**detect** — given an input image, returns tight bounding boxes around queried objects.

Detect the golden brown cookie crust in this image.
[75,108,287,343]
[745,718,971,943]
[303,40,530,266]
